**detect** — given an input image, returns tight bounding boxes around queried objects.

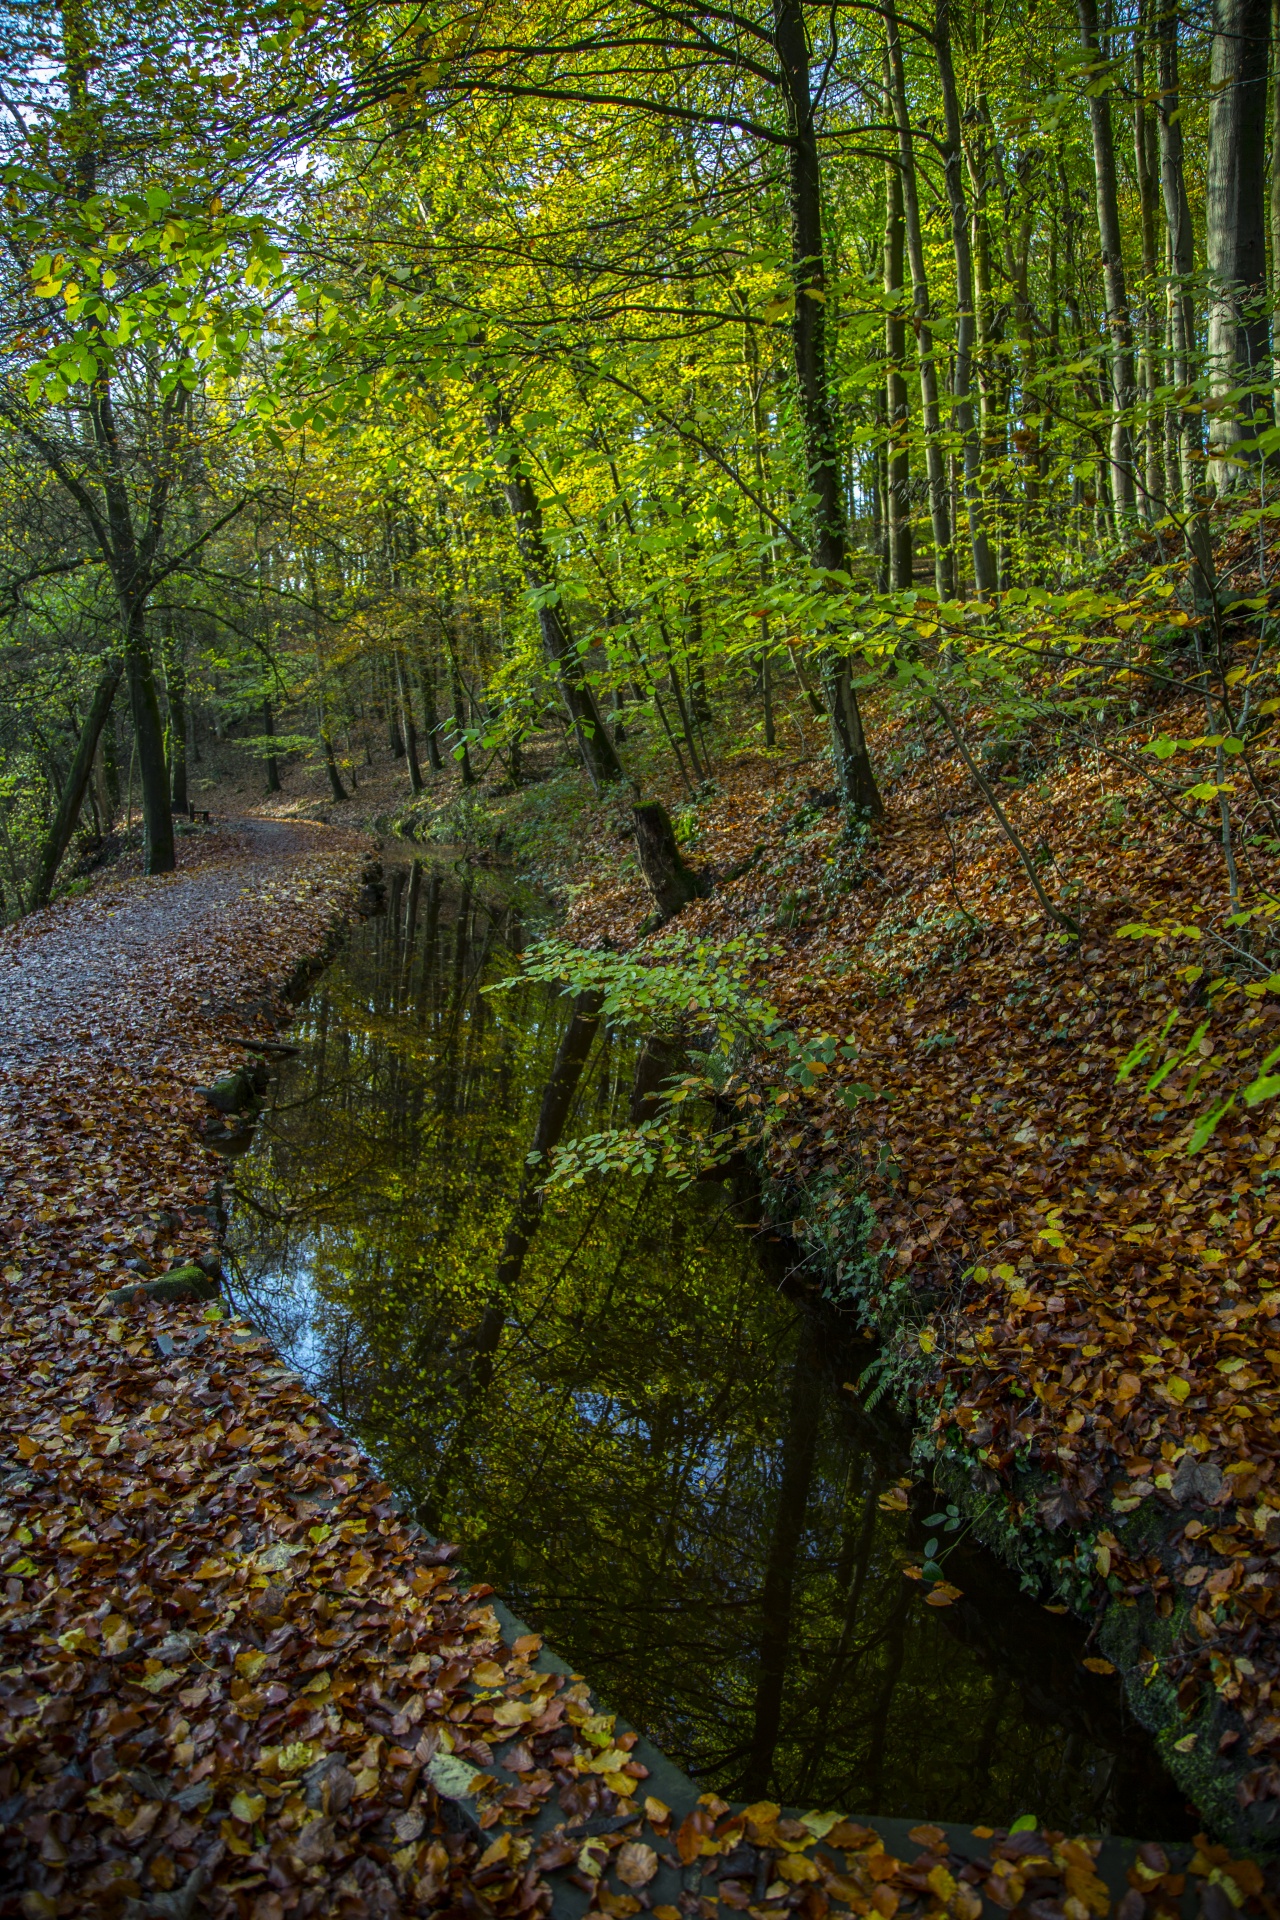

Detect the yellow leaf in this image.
[918,1328,936,1355]
[492,1699,535,1727]
[230,1791,265,1825]
[1166,1377,1191,1402]
[778,1854,821,1884]
[1083,1657,1115,1675]
[235,1650,267,1681]
[276,1741,319,1775]
[225,1426,252,1447]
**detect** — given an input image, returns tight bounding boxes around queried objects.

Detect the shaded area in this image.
[231,856,1194,1838]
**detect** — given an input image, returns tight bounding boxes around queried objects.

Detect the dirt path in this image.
[0,823,557,1919]
[0,821,319,1074]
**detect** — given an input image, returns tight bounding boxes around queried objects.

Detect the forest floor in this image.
[168,675,1280,1845]
[0,820,609,1919]
[5,807,1241,1920]
[544,689,1280,1852]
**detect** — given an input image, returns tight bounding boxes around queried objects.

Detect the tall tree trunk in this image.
[1206,0,1273,489]
[161,621,189,816]
[124,607,173,875]
[772,0,883,818]
[1271,0,1280,407]
[1158,0,1219,609]
[451,662,476,787]
[29,659,122,908]
[262,698,281,794]
[1135,0,1165,515]
[396,648,424,791]
[885,16,955,597]
[487,395,624,788]
[1077,0,1138,520]
[934,0,997,592]
[419,654,445,771]
[884,146,913,590]
[320,714,348,801]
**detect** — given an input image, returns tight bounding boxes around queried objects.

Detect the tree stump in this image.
[633,802,709,923]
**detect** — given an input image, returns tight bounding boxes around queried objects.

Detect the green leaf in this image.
[1188,1094,1235,1153]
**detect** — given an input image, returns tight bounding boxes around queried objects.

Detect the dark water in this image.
[231,857,1193,1838]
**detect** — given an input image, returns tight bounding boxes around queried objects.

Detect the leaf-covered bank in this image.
[466,688,1280,1851]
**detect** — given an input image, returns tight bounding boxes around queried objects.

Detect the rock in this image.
[108,1265,220,1307]
[196,1068,257,1114]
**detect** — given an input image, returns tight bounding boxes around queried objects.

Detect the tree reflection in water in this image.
[232,859,1193,1839]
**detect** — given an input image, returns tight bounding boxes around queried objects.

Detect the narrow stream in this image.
[231,856,1193,1839]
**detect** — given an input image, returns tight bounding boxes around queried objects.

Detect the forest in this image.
[2,0,1277,898]
[7,0,1280,1907]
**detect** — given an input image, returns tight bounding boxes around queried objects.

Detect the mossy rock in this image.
[108,1265,221,1307]
[197,1068,258,1114]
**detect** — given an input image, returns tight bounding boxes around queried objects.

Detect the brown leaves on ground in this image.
[565,690,1280,1808]
[0,820,599,1917]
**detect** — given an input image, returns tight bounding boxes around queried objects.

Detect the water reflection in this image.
[231,858,1193,1838]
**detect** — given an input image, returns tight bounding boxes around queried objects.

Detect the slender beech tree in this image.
[1206,0,1273,489]
[772,0,883,815]
[885,12,954,596]
[1077,0,1138,520]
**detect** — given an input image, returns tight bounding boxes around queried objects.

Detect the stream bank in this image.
[385,719,1280,1851]
[228,852,1193,1840]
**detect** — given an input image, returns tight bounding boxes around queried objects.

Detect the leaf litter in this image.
[0,804,1277,1916]
[561,681,1280,1840]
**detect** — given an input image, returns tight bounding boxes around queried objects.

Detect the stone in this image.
[108,1265,220,1308]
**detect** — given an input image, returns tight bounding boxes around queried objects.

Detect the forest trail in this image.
[0,820,317,1073]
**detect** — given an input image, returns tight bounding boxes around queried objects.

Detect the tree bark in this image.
[124,607,173,874]
[29,658,122,908]
[419,654,445,771]
[1134,0,1165,515]
[263,698,281,794]
[161,620,189,816]
[1157,0,1219,609]
[1077,0,1139,520]
[1206,0,1273,488]
[934,0,997,592]
[1271,0,1280,406]
[771,0,883,817]
[885,14,955,597]
[884,145,913,590]
[396,648,424,791]
[633,801,709,921]
[487,395,624,788]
